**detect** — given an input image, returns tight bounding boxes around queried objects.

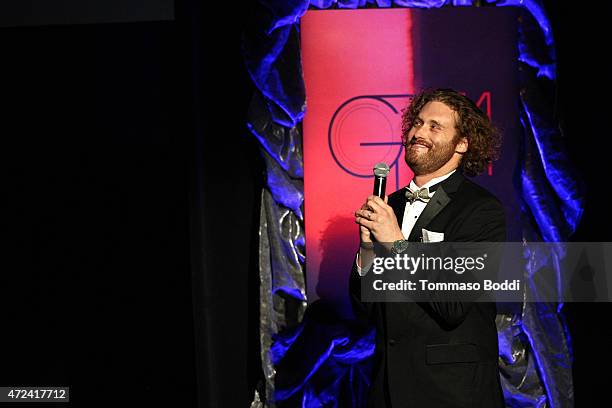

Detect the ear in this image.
[455,137,468,154]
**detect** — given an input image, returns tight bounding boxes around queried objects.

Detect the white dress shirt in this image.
[356,170,456,275]
[400,169,456,238]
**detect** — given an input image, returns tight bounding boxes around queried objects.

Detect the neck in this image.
[413,162,459,187]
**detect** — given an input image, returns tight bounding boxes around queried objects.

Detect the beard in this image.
[404,136,458,175]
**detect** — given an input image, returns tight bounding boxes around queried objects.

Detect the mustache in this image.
[406,137,432,148]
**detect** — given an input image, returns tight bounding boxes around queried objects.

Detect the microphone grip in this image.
[373,176,386,198]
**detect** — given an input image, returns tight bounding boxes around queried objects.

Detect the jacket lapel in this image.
[407,170,465,242]
[407,187,450,242]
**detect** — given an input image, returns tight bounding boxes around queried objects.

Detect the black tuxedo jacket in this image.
[350,170,506,408]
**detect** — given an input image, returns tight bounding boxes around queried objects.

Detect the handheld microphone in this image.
[373,163,390,198]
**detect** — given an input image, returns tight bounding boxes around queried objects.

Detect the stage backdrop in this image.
[302,8,519,315]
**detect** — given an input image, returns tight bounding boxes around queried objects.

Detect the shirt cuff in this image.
[355,252,367,276]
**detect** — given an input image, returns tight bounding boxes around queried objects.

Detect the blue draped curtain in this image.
[243,1,584,406]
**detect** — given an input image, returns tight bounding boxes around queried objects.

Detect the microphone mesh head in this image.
[373,162,390,177]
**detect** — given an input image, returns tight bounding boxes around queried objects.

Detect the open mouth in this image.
[408,140,431,150]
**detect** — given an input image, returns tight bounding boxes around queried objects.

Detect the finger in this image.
[356,198,372,216]
[356,210,377,222]
[367,195,394,215]
[367,195,388,207]
[355,209,370,218]
[384,195,388,204]
[366,197,386,214]
[357,198,371,212]
[356,216,375,230]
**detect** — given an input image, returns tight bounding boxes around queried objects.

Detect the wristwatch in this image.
[391,239,409,255]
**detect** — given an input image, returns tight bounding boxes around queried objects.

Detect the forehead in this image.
[417,101,457,127]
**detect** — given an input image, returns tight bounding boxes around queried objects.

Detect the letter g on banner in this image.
[328,94,412,190]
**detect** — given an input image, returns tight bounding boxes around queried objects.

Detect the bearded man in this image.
[350,88,506,408]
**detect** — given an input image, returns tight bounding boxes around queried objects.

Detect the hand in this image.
[356,201,373,245]
[354,195,404,243]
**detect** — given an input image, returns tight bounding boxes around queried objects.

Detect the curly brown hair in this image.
[401,88,501,177]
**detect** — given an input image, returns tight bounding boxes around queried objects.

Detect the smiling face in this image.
[403,101,467,176]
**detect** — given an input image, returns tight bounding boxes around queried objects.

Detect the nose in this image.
[404,126,423,145]
[413,124,427,139]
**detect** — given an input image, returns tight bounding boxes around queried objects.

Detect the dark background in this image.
[544,1,612,405]
[1,1,610,407]
[0,0,174,26]
[2,0,261,407]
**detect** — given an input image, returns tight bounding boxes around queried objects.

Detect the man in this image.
[350,88,506,408]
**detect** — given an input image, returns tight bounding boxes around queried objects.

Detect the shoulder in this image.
[449,178,506,241]
[453,178,504,212]
[445,177,506,233]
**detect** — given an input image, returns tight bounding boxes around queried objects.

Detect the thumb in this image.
[384,195,388,204]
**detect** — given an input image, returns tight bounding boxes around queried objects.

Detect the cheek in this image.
[404,129,416,143]
[431,133,451,147]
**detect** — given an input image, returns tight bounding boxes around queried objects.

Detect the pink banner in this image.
[302,9,415,315]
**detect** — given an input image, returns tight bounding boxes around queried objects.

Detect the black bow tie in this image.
[404,182,441,204]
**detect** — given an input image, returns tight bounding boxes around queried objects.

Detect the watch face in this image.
[394,239,408,253]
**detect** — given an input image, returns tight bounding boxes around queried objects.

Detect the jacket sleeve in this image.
[423,198,506,327]
[349,254,377,326]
